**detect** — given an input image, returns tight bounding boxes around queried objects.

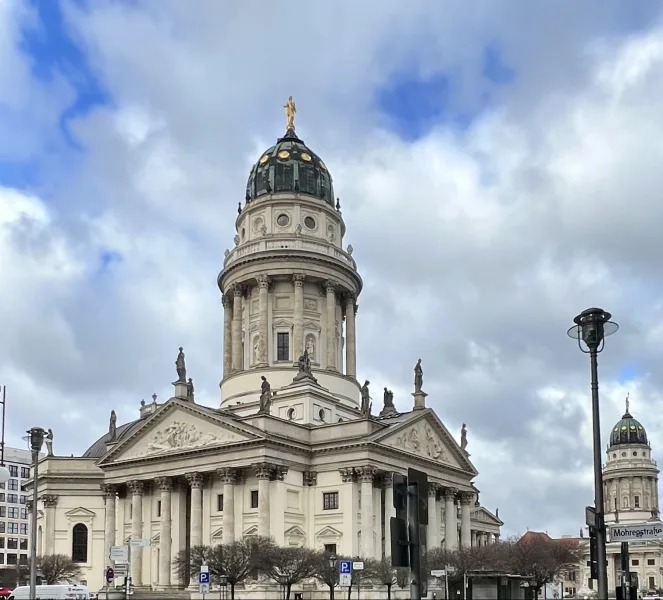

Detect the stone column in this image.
[217,468,237,545]
[344,294,357,379]
[459,492,472,548]
[102,486,116,561]
[487,532,494,544]
[42,494,58,555]
[293,274,305,358]
[444,488,458,551]
[427,484,439,549]
[257,275,270,365]
[325,280,337,370]
[231,286,243,372]
[222,294,233,377]
[128,480,144,586]
[154,477,172,588]
[255,464,272,538]
[186,473,204,548]
[471,530,477,547]
[384,474,396,558]
[358,467,377,558]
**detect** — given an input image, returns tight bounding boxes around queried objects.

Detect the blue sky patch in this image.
[618,364,639,385]
[97,250,123,276]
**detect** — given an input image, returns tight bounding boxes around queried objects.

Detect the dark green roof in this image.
[245,128,335,206]
[609,411,648,447]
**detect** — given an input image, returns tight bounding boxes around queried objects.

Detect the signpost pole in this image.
[621,541,630,600]
[125,542,132,600]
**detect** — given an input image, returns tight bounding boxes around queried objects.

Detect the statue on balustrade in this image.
[360,380,372,417]
[258,376,272,415]
[380,387,398,417]
[461,423,468,451]
[414,358,423,392]
[176,347,186,382]
[187,378,195,402]
[293,349,318,383]
[109,410,117,441]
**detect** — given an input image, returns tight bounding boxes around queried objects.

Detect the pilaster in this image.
[257,275,270,365]
[231,285,243,372]
[222,294,233,377]
[293,274,305,358]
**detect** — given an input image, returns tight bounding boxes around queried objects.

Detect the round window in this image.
[287,408,296,420]
[304,216,316,230]
[622,452,627,457]
[277,214,290,227]
[613,453,617,458]
[633,451,638,456]
[319,408,325,421]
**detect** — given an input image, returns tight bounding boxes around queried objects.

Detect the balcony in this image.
[224,236,357,270]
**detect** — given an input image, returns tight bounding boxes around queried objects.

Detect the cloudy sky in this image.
[3,0,663,537]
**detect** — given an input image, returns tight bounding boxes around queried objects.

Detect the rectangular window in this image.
[250,490,259,509]
[648,559,656,566]
[0,555,4,565]
[0,508,5,518]
[0,523,6,533]
[8,480,18,491]
[217,494,224,512]
[20,468,29,479]
[277,332,290,361]
[634,495,640,508]
[19,539,27,550]
[0,538,5,548]
[19,524,27,535]
[0,493,6,502]
[7,508,18,519]
[7,524,18,535]
[650,576,656,590]
[8,467,17,478]
[324,543,337,555]
[19,554,27,565]
[323,492,339,510]
[7,538,17,550]
[6,554,15,565]
[7,494,17,504]
[632,559,639,566]
[19,496,25,505]
[156,501,161,518]
[20,509,27,520]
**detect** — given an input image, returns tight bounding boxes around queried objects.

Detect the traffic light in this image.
[588,527,599,580]
[391,473,409,567]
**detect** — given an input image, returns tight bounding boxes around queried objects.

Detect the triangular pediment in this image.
[371,410,477,475]
[65,507,96,519]
[100,400,263,464]
[244,525,259,536]
[211,527,223,539]
[316,526,342,538]
[472,506,503,526]
[285,526,306,537]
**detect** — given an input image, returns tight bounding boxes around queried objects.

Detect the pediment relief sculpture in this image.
[121,419,244,459]
[388,422,454,464]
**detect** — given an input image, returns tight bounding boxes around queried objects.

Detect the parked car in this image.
[0,588,12,599]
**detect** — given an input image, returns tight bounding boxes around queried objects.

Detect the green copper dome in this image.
[245,127,335,207]
[609,410,648,447]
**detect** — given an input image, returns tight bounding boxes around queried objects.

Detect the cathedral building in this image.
[28,105,502,593]
[579,398,662,594]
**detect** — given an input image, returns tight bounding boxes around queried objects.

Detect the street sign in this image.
[339,560,352,574]
[352,561,364,571]
[339,573,352,587]
[199,571,210,584]
[113,563,128,577]
[609,523,663,541]
[129,538,152,547]
[431,569,445,577]
[105,567,114,583]
[109,545,129,562]
[199,583,210,594]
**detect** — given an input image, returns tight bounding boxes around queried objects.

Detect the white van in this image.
[9,584,90,599]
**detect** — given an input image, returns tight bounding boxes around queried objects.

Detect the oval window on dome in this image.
[319,161,327,170]
[301,152,312,162]
[260,155,269,165]
[621,426,627,430]
[277,213,290,227]
[304,216,316,230]
[630,425,636,430]
[278,150,290,160]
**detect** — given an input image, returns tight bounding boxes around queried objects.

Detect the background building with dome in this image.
[26,104,502,594]
[578,397,662,593]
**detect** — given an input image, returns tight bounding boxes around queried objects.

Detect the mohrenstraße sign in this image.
[609,524,663,541]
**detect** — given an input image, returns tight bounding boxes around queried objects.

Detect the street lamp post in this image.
[568,307,619,600]
[0,387,11,485]
[26,427,46,600]
[328,553,338,600]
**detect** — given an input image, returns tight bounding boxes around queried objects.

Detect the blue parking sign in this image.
[199,571,210,584]
[339,560,352,574]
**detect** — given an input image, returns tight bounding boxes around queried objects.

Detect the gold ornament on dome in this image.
[259,155,269,165]
[621,426,627,430]
[301,152,312,162]
[278,150,290,160]
[284,96,296,131]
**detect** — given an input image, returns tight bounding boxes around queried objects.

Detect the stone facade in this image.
[27,116,502,593]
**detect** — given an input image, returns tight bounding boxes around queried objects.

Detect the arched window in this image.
[71,523,88,563]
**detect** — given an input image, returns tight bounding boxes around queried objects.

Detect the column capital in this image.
[127,480,145,496]
[428,483,440,497]
[101,484,116,500]
[293,273,306,287]
[344,292,357,306]
[26,499,33,514]
[325,279,338,293]
[303,471,317,486]
[217,468,238,484]
[444,487,458,500]
[459,491,474,505]
[339,467,355,482]
[155,477,173,492]
[222,293,233,309]
[41,494,58,508]
[254,463,273,480]
[257,274,270,289]
[276,465,289,481]
[232,284,243,297]
[357,466,378,483]
[382,473,394,488]
[185,472,204,489]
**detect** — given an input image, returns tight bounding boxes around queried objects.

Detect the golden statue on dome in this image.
[284,96,296,131]
[625,392,630,414]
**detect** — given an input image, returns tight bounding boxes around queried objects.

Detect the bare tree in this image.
[366,558,398,600]
[24,555,83,585]
[505,533,581,596]
[265,545,319,600]
[312,551,340,600]
[428,544,506,580]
